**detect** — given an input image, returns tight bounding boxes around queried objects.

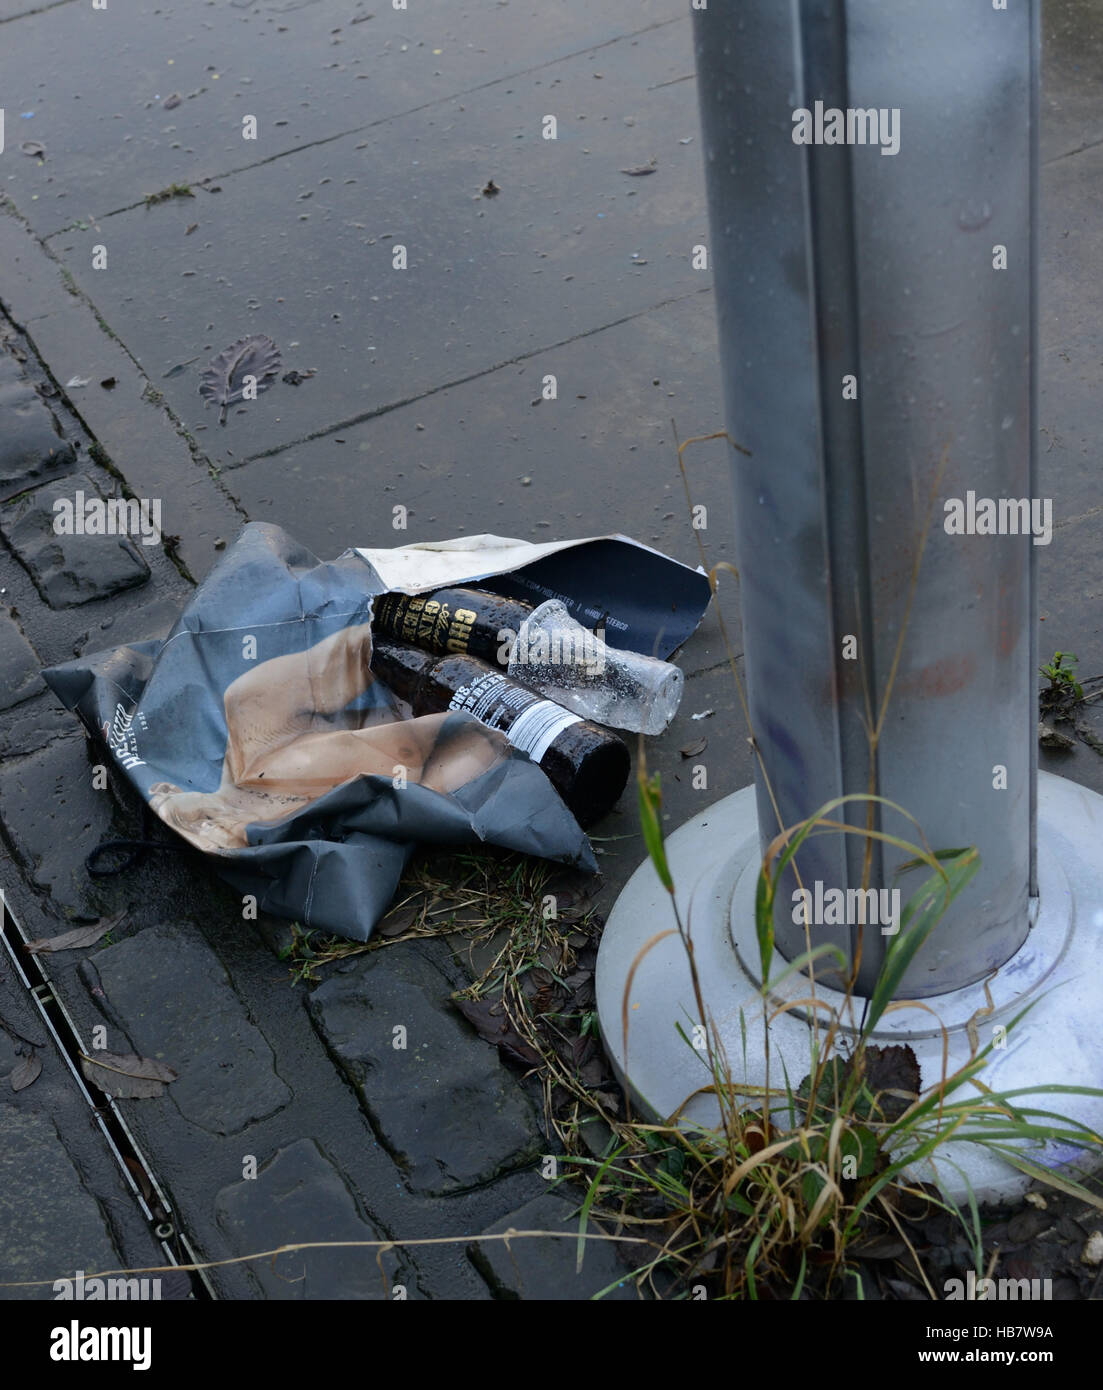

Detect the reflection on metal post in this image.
[694,0,1037,998]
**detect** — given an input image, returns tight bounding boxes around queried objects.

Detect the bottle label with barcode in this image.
[448,673,581,762]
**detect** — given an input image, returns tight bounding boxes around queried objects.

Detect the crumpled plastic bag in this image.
[42,523,709,942]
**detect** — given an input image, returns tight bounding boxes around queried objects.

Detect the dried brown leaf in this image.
[79,1050,178,1099]
[378,903,419,938]
[10,1052,42,1092]
[25,913,124,955]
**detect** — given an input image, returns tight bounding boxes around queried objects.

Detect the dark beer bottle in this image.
[370,586,533,667]
[369,638,629,825]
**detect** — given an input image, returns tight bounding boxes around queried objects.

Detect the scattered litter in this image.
[163,92,182,110]
[621,158,658,176]
[100,376,117,390]
[281,367,316,386]
[79,1050,177,1100]
[691,708,715,721]
[185,223,199,235]
[20,140,46,158]
[65,375,91,389]
[199,333,281,425]
[481,178,500,197]
[19,112,34,119]
[678,137,694,144]
[680,737,707,758]
[44,526,710,943]
[9,1053,41,1092]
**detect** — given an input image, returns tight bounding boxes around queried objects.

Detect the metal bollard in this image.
[595,0,1103,1203]
[696,0,1037,999]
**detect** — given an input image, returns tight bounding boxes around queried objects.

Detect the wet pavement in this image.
[0,0,1101,1301]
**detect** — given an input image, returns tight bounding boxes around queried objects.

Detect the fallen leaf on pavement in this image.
[377,903,419,938]
[199,334,281,425]
[79,1050,178,1099]
[10,1052,42,1092]
[25,913,125,954]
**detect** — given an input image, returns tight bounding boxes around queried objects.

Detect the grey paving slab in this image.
[1,472,151,608]
[47,18,709,466]
[1042,139,1103,351]
[214,1138,405,1301]
[0,0,683,238]
[1042,0,1103,164]
[225,292,734,583]
[0,736,118,922]
[308,945,542,1195]
[1035,131,1103,797]
[89,923,292,1137]
[0,348,75,499]
[0,607,41,709]
[0,0,72,21]
[0,1108,124,1300]
[467,1190,636,1300]
[0,695,74,761]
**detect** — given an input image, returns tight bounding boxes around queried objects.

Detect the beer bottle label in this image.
[447,672,581,762]
[375,592,479,655]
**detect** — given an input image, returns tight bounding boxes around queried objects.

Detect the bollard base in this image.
[595,770,1103,1206]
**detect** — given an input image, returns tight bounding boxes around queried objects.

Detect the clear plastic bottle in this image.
[507,600,684,736]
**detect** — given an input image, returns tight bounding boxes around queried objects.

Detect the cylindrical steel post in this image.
[692,0,1038,997]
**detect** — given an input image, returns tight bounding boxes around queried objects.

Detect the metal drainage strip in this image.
[0,885,213,1299]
